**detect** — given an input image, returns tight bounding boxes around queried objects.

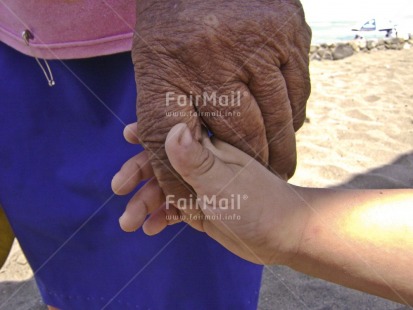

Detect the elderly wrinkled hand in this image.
[131,0,311,223]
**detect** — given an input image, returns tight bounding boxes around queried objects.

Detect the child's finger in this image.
[112,151,153,195]
[119,178,165,232]
[142,204,182,236]
[123,122,140,144]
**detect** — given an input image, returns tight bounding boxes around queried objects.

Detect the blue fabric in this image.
[0,42,263,309]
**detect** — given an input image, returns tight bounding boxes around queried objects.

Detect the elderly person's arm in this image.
[131,0,311,230]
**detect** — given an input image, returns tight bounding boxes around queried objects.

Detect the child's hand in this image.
[112,123,310,265]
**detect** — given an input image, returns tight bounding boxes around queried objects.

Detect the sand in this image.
[1,48,412,310]
[260,48,413,310]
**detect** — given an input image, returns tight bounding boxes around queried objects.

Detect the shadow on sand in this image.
[0,277,45,310]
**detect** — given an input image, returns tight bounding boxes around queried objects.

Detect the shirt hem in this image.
[0,26,133,59]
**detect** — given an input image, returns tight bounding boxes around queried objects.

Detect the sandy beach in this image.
[260,48,413,310]
[1,48,412,309]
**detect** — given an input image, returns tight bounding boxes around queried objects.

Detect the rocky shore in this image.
[310,37,413,61]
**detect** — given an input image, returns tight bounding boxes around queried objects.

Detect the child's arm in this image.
[113,123,413,305]
[292,187,413,305]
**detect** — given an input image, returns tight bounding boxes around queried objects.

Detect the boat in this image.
[351,18,398,39]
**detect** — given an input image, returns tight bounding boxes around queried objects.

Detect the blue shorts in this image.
[0,42,263,309]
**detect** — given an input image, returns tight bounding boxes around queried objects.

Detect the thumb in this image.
[165,123,230,193]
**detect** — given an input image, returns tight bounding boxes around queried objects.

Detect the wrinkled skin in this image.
[132,0,311,212]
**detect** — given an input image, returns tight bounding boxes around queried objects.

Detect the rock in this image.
[310,45,319,54]
[320,43,328,49]
[385,38,403,50]
[310,52,321,61]
[366,40,377,50]
[317,48,326,58]
[357,39,367,50]
[323,50,333,60]
[388,44,401,50]
[349,40,360,52]
[333,44,354,60]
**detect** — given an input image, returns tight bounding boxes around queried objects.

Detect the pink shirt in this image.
[0,1,135,59]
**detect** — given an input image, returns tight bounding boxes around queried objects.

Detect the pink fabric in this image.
[0,1,135,59]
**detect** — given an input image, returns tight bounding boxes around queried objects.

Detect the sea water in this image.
[309,21,357,44]
[301,0,413,44]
